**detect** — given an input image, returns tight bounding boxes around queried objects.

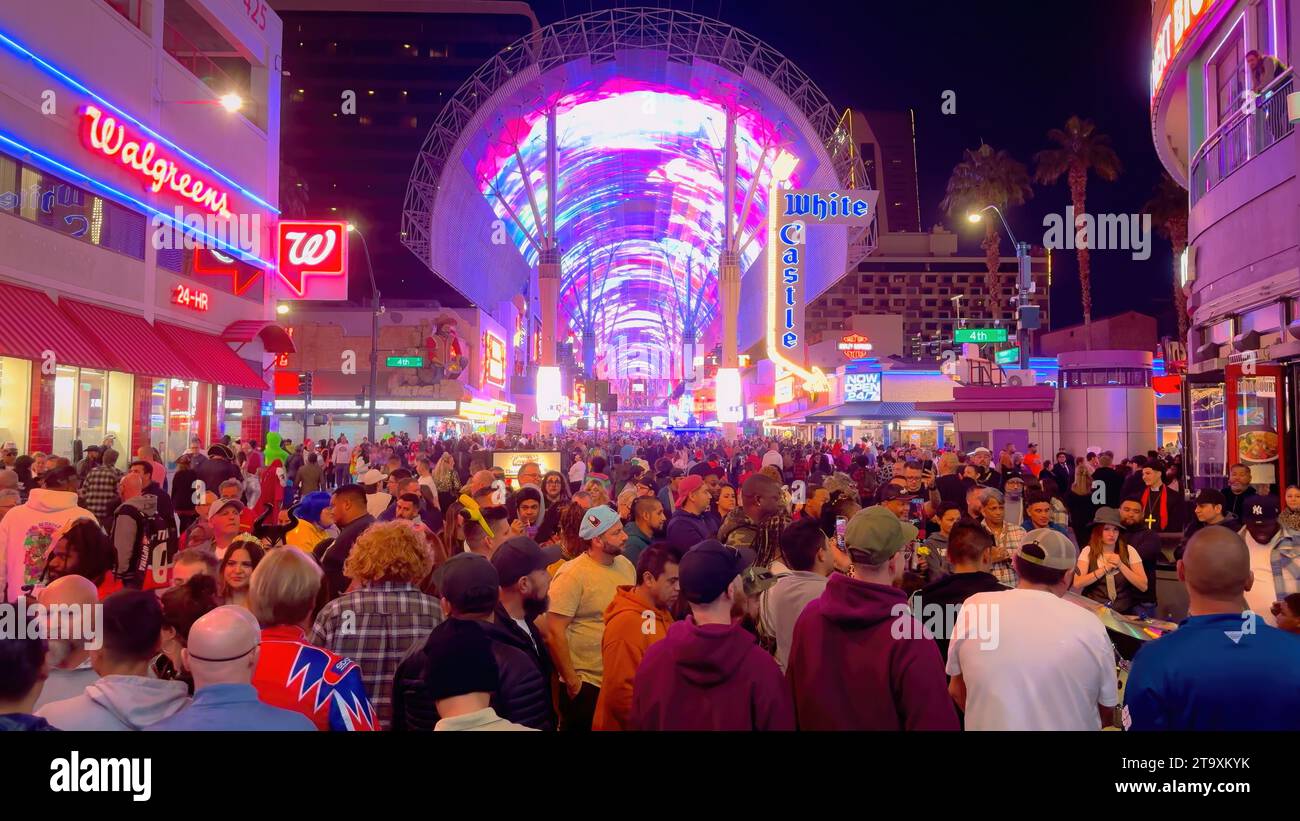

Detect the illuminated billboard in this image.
[276,221,348,300]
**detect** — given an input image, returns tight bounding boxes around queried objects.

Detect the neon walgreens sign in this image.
[1151,0,1220,99]
[79,105,233,217]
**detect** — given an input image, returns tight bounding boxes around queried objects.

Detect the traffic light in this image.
[298,372,313,394]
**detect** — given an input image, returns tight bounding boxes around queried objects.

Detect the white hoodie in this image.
[38,675,191,730]
[0,489,97,600]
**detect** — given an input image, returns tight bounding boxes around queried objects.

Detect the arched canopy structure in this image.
[402,7,872,380]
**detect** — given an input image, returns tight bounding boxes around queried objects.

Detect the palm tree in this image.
[941,143,1033,322]
[1144,172,1190,344]
[1034,116,1123,337]
[278,164,310,218]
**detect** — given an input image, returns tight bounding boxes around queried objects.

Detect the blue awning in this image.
[805,402,952,422]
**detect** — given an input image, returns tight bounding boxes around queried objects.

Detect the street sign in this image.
[386,355,424,368]
[995,347,1021,365]
[954,327,1008,344]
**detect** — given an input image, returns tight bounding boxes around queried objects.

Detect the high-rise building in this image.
[271,0,538,302]
[808,110,1049,358]
[853,109,921,234]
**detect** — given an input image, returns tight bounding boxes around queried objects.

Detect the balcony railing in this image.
[1190,70,1294,206]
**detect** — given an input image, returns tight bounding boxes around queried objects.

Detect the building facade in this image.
[1151,0,1298,491]
[0,0,284,461]
[807,227,1051,359]
[270,0,538,302]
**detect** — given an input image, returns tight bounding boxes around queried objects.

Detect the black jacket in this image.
[1092,467,1123,509]
[1049,463,1073,494]
[390,612,555,732]
[1124,523,1165,605]
[321,514,375,599]
[194,458,242,498]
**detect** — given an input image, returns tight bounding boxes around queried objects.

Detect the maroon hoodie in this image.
[630,617,795,731]
[787,573,959,730]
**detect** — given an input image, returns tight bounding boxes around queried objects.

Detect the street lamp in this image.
[967,205,1032,371]
[275,303,290,316]
[347,222,381,444]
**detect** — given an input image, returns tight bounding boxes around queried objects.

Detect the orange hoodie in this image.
[592,585,673,731]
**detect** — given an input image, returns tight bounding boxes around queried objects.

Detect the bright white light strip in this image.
[275,399,458,411]
[223,400,244,409]
[536,366,562,421]
[716,367,742,422]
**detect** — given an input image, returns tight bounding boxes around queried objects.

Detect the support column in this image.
[720,250,741,439]
[538,248,561,437]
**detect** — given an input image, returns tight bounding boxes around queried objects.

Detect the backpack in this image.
[110,501,176,587]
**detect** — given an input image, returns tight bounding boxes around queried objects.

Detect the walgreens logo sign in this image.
[275,221,348,300]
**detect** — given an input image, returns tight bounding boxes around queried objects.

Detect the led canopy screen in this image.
[474,78,797,380]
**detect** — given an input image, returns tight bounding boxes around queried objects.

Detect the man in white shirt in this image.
[567,454,587,492]
[1239,495,1300,626]
[361,468,392,519]
[947,528,1118,731]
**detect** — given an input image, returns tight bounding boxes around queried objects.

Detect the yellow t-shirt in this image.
[548,552,636,687]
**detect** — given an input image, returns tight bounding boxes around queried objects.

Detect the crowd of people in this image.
[1,429,1299,732]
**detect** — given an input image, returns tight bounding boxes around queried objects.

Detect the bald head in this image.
[38,573,99,607]
[469,470,495,495]
[0,469,17,491]
[1180,526,1253,602]
[183,605,262,688]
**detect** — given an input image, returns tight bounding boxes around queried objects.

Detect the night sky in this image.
[523,0,1175,336]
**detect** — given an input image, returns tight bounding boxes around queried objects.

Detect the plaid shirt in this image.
[79,465,122,520]
[310,581,443,730]
[984,520,1027,587]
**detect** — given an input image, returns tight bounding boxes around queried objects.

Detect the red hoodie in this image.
[787,573,959,730]
[630,617,794,731]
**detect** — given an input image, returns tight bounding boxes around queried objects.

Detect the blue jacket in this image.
[1123,613,1300,731]
[146,683,316,731]
[623,522,655,567]
[665,508,714,552]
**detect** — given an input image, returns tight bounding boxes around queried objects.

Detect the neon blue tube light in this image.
[0,28,279,214]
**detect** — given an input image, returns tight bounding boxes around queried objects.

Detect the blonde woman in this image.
[1066,458,1097,543]
[433,453,460,511]
[583,479,610,509]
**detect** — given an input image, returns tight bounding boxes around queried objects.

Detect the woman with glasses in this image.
[1072,506,1147,615]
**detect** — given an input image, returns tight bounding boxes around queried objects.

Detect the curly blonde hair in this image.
[583,480,609,508]
[343,520,432,584]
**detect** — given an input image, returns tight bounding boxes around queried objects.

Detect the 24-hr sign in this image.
[276,221,348,300]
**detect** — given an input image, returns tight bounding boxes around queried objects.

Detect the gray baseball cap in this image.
[1016,528,1078,571]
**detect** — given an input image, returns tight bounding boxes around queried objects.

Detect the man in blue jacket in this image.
[665,476,714,551]
[1123,526,1300,730]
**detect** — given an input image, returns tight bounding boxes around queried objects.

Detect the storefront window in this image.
[166,380,197,464]
[1190,385,1227,489]
[53,365,77,457]
[77,369,108,451]
[147,379,168,461]
[1241,302,1282,334]
[106,371,133,449]
[0,357,31,453]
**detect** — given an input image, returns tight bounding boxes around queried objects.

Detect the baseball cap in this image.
[877,484,908,502]
[635,475,657,492]
[668,468,686,479]
[422,618,500,701]
[1194,488,1226,507]
[578,505,622,540]
[1,441,17,452]
[493,536,562,586]
[675,475,704,507]
[1242,495,1279,525]
[85,445,103,453]
[432,553,500,613]
[208,498,245,518]
[360,468,388,485]
[679,540,756,604]
[843,505,918,564]
[1016,528,1078,571]
[207,444,232,459]
[968,447,991,456]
